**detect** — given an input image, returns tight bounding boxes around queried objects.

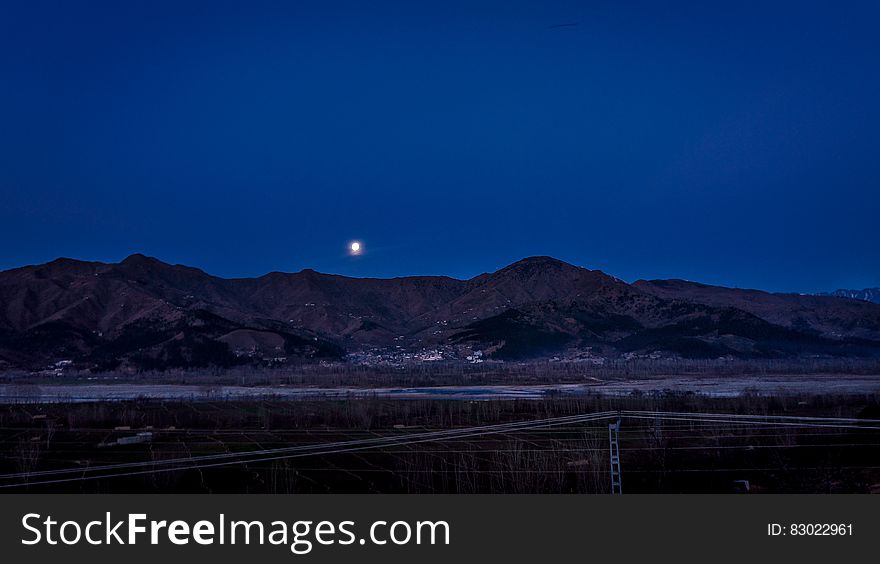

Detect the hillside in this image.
[1,255,879,370]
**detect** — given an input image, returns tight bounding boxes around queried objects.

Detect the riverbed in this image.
[1,374,878,403]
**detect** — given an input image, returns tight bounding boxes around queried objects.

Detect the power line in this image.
[0,412,619,486]
[4,408,879,490]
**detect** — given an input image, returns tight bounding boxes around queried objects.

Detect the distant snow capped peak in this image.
[819,288,880,304]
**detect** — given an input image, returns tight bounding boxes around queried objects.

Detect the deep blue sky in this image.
[1,1,878,292]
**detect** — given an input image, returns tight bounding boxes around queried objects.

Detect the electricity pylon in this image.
[608,418,622,494]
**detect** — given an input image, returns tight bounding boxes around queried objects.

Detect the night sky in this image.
[1,1,878,292]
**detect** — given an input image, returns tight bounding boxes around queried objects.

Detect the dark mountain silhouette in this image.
[633,279,880,340]
[2,255,879,370]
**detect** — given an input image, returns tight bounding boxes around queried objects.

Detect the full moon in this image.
[349,241,362,255]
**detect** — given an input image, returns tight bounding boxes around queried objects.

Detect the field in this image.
[2,392,879,494]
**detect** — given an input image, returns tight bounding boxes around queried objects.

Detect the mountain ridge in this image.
[1,254,879,370]
[819,287,880,304]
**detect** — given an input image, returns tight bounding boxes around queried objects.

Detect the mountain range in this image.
[1,254,879,370]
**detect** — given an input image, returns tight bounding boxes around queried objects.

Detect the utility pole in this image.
[608,417,622,494]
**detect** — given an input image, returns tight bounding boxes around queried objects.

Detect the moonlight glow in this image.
[349,241,362,255]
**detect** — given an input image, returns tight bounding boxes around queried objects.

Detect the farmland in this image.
[1,393,879,493]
